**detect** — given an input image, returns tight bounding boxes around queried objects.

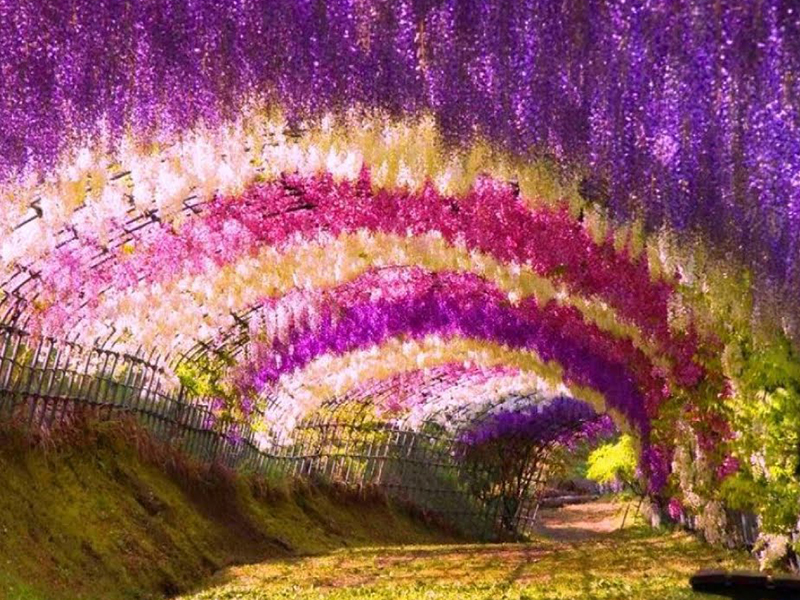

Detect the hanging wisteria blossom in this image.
[1,0,800,580]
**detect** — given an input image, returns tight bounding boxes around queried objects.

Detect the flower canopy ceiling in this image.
[1,0,799,502]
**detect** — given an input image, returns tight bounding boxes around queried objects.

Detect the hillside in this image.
[0,419,459,600]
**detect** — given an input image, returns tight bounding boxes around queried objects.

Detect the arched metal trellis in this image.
[0,162,762,543]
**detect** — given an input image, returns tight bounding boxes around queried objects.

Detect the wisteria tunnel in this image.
[1,0,800,597]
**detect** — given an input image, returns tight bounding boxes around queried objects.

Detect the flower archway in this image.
[1,0,799,554]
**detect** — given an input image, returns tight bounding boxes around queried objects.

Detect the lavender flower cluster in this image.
[243,281,650,431]
[2,0,798,324]
[458,396,615,449]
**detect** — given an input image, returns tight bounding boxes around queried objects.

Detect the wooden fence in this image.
[0,325,508,539]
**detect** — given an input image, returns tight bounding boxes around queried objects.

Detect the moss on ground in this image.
[0,419,458,600]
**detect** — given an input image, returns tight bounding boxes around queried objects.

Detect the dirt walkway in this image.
[529,500,633,542]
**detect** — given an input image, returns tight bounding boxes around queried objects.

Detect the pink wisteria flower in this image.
[667,498,684,521]
[716,455,740,481]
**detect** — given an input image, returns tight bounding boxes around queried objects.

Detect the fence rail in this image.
[670,507,761,550]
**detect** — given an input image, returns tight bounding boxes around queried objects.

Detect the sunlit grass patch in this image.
[180,525,757,600]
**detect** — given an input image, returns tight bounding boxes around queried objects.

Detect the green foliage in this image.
[718,473,761,512]
[175,359,229,399]
[546,438,597,485]
[586,435,637,487]
[723,334,800,534]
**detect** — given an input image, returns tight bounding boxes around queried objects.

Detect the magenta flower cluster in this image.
[236,267,666,433]
[34,174,697,385]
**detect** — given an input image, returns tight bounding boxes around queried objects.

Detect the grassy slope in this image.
[180,527,759,600]
[0,420,458,600]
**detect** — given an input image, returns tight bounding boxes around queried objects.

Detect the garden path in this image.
[529,499,630,542]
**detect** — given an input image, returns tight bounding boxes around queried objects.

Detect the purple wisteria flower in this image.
[457,396,615,449]
[2,1,799,325]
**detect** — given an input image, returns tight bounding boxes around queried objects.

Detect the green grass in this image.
[0,419,458,600]
[0,417,763,600]
[179,526,758,600]
[0,573,47,600]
